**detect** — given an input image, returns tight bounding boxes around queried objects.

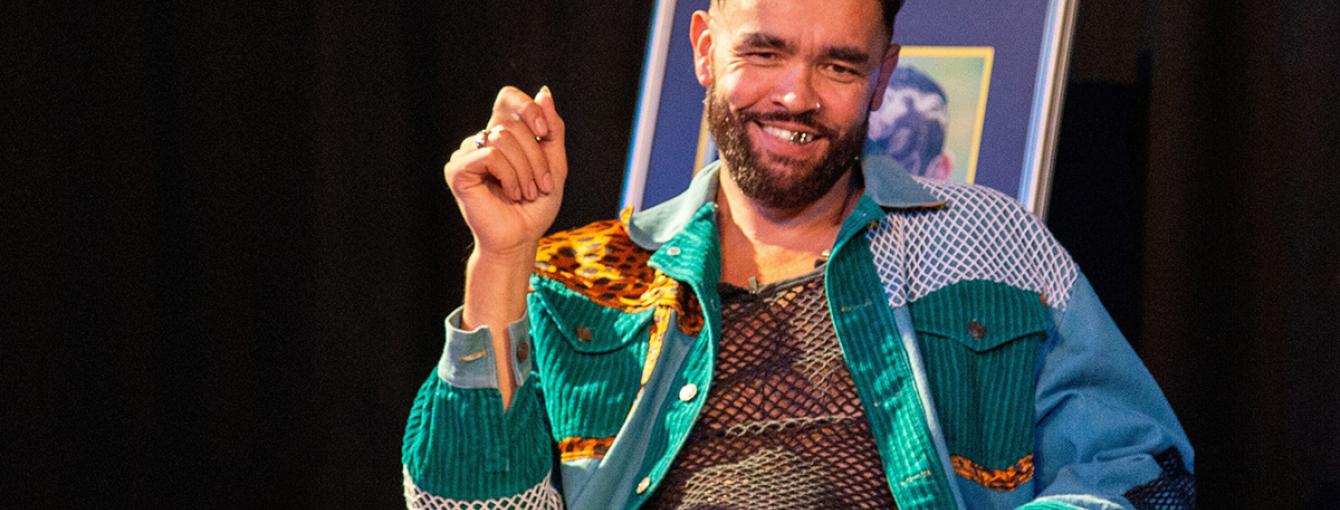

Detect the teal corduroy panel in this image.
[402,373,553,500]
[909,279,1048,471]
[529,279,651,440]
[634,204,723,504]
[827,226,959,510]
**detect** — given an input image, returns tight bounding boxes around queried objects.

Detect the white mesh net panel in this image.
[402,466,564,510]
[869,179,1078,310]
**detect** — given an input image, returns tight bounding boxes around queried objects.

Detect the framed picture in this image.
[621,0,1078,217]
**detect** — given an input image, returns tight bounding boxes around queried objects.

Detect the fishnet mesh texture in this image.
[1124,448,1196,510]
[870,179,1078,309]
[645,271,896,509]
[402,466,564,510]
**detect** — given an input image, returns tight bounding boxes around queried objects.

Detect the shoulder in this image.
[910,178,1039,226]
[533,218,661,310]
[870,178,1080,310]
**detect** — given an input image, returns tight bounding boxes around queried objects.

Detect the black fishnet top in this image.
[645,268,897,509]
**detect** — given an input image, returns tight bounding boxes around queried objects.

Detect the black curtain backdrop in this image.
[7,1,1337,508]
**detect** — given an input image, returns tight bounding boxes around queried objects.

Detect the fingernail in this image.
[526,181,538,200]
[538,172,553,194]
[540,85,552,99]
[534,116,549,138]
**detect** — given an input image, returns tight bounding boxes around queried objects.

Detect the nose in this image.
[770,65,820,114]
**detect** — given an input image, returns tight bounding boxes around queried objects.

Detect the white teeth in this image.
[762,125,816,144]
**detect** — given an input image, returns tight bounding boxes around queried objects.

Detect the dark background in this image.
[6,1,1338,508]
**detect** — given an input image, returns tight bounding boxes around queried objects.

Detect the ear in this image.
[868,43,902,111]
[690,10,714,88]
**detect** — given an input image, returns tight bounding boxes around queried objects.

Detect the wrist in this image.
[469,240,539,267]
[461,243,536,331]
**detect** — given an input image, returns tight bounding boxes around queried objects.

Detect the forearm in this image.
[462,244,536,408]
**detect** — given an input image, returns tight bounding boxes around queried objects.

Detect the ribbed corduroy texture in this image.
[401,375,553,500]
[909,279,1047,470]
[530,278,651,439]
[631,204,723,506]
[824,206,959,510]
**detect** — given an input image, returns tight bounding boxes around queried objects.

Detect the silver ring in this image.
[472,128,489,149]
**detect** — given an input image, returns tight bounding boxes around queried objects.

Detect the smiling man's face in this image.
[691,0,899,209]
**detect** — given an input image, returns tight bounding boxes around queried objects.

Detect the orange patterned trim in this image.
[951,454,1034,491]
[642,307,670,385]
[557,436,616,462]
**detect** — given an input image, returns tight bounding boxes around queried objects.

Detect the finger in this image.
[488,125,539,201]
[491,86,549,140]
[534,86,567,192]
[448,145,523,202]
[458,129,487,152]
[495,119,550,197]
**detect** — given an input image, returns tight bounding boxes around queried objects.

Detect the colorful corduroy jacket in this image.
[402,156,1195,509]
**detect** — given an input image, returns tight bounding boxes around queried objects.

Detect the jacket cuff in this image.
[437,307,532,389]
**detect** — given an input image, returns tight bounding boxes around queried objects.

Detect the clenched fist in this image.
[446,86,569,405]
[444,86,567,258]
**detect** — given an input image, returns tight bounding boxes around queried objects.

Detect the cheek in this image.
[715,66,779,109]
[821,83,878,127]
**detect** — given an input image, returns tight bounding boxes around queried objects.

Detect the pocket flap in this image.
[909,280,1050,352]
[531,279,654,354]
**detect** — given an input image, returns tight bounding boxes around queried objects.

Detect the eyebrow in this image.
[824,46,871,65]
[737,31,871,65]
[739,32,791,52]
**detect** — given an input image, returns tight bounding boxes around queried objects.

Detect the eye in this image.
[743,51,780,63]
[828,64,860,76]
[823,63,864,82]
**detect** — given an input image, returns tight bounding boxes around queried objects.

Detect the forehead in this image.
[714,0,887,49]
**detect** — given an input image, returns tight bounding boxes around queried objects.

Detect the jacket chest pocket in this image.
[530,285,654,439]
[908,280,1050,491]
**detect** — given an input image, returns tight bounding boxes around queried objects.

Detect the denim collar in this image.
[626,154,944,250]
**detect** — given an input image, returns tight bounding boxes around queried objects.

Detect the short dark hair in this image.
[881,0,905,34]
[715,0,904,35]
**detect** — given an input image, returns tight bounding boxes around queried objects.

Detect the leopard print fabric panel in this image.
[534,218,704,336]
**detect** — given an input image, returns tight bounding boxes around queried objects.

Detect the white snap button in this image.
[636,476,651,494]
[679,383,698,402]
[666,246,681,256]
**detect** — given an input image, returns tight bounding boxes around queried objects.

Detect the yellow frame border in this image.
[897,45,995,184]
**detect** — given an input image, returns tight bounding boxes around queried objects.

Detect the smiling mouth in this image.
[759,123,820,145]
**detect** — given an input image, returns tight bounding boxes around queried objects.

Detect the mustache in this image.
[735,109,838,140]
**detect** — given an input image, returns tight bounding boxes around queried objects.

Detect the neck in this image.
[716,163,861,287]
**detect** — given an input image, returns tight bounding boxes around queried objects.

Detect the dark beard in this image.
[706,88,865,210]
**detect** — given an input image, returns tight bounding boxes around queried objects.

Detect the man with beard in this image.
[403,1,1194,509]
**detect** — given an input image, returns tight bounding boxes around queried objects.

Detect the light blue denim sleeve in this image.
[1028,272,1195,509]
[436,306,534,389]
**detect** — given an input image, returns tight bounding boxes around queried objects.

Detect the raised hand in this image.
[444,86,567,258]
[444,86,568,406]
